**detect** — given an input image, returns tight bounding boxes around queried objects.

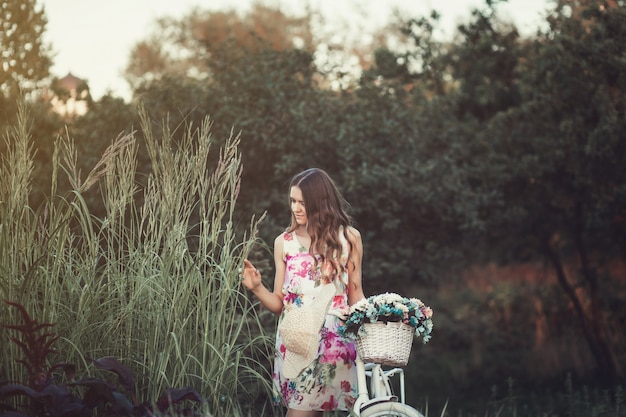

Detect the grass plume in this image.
[0,106,274,416]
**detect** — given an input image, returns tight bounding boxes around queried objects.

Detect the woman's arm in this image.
[241,234,285,316]
[346,226,365,305]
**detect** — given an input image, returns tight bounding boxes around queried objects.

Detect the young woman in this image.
[241,168,365,417]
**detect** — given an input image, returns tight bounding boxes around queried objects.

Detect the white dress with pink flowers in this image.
[273,230,358,412]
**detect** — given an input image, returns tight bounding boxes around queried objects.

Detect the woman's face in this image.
[290,186,307,226]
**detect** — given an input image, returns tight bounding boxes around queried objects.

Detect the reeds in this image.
[0,105,275,416]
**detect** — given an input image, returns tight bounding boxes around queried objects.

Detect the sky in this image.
[41,0,553,101]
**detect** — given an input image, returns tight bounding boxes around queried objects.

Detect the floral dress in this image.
[273,230,358,412]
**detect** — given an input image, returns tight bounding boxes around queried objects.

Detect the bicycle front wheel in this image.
[358,401,424,417]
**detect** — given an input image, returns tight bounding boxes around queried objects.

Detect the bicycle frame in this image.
[352,355,407,415]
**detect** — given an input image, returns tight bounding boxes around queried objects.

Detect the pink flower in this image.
[332,295,349,312]
[283,232,293,241]
[292,260,312,278]
[321,395,338,411]
[340,342,357,363]
[284,292,301,305]
[344,394,356,409]
[322,330,338,349]
[320,336,356,364]
[341,380,352,392]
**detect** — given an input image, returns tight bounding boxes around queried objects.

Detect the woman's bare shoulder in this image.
[274,231,288,246]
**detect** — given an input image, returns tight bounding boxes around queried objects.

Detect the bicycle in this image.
[351,354,424,417]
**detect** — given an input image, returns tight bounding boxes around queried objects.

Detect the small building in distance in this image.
[50,72,90,117]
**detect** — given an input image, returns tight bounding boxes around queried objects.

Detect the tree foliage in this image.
[129,0,625,309]
[376,0,626,385]
[124,4,316,91]
[481,1,626,383]
[0,0,51,98]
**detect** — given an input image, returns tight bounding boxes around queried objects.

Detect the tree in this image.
[479,1,626,383]
[124,4,316,91]
[449,7,523,120]
[0,0,51,98]
[366,0,625,384]
[328,4,515,290]
[0,0,57,165]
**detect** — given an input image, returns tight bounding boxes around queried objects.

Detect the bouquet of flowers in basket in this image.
[340,292,434,343]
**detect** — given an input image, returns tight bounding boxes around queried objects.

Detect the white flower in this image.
[351,298,369,312]
[341,292,434,344]
[365,304,378,320]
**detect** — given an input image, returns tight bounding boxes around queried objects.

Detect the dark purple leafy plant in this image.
[1,301,207,417]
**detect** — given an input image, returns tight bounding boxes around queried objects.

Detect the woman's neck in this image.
[295,225,309,237]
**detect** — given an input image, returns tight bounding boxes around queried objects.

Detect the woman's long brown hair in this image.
[287,168,353,280]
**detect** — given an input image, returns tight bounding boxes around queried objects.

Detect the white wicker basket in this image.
[355,321,414,366]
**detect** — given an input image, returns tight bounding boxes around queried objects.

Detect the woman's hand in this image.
[239,235,285,316]
[240,259,262,291]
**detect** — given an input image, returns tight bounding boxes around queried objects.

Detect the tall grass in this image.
[0,105,276,416]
